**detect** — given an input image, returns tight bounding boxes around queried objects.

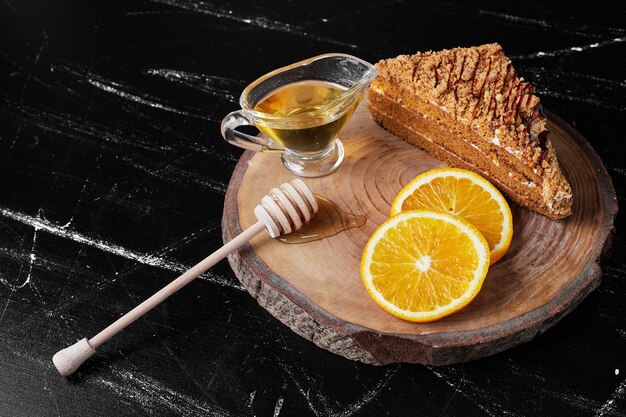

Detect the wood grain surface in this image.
[223,100,617,365]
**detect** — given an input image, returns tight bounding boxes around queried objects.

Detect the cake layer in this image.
[369,89,567,220]
[370,80,543,185]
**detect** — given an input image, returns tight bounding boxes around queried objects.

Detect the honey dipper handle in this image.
[89,220,265,348]
[53,220,266,376]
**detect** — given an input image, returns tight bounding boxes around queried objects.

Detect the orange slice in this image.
[390,168,513,264]
[361,210,490,322]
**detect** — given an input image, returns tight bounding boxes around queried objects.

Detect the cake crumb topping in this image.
[375,43,550,172]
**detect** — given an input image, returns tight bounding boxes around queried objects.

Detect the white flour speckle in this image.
[273,396,284,417]
[247,390,256,407]
[595,380,626,417]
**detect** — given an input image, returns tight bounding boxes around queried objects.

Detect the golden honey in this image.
[279,195,366,244]
[254,80,359,152]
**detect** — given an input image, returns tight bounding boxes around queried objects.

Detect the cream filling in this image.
[490,129,501,147]
[544,188,573,210]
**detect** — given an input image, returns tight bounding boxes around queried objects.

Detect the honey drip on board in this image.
[279,195,366,244]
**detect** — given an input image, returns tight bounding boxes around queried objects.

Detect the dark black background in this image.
[1,1,624,416]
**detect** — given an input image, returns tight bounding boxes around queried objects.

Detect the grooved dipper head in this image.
[254,179,318,238]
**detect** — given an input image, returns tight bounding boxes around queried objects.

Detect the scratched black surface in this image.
[0,1,624,416]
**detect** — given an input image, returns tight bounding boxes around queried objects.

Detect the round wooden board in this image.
[222,100,617,365]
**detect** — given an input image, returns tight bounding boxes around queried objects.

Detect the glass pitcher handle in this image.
[220,110,285,153]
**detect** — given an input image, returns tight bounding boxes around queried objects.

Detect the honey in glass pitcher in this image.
[253,80,359,153]
[221,54,377,177]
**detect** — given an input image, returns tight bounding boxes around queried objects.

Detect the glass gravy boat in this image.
[221,53,377,177]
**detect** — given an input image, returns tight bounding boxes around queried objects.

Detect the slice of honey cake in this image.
[368,43,572,220]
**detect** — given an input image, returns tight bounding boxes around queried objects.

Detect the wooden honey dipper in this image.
[52,179,318,376]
